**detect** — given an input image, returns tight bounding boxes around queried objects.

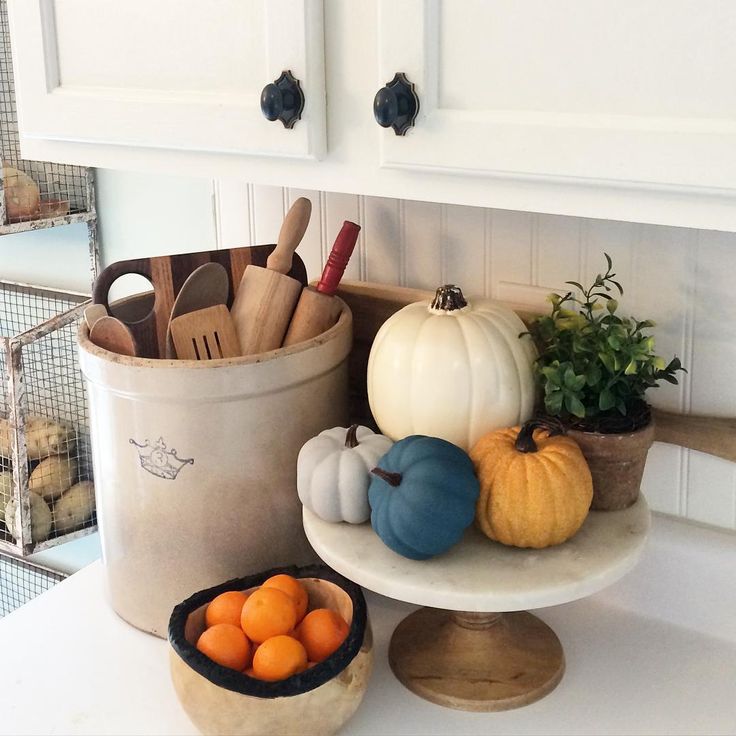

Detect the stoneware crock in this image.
[78,294,352,637]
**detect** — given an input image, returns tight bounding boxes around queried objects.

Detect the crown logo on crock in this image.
[129,437,194,480]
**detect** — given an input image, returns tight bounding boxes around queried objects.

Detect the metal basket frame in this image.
[0,550,66,617]
[1,281,94,556]
[0,0,99,275]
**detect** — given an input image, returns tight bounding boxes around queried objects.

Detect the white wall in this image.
[96,169,217,266]
[0,222,92,293]
[5,168,735,573]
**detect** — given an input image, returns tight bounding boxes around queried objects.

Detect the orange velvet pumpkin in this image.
[469,419,593,549]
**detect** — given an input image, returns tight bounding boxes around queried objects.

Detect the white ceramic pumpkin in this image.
[297,425,393,523]
[367,284,538,451]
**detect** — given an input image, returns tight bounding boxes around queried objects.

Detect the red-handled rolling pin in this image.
[282,220,360,346]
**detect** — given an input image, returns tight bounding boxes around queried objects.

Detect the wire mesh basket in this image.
[0,551,66,617]
[0,281,96,556]
[0,0,96,233]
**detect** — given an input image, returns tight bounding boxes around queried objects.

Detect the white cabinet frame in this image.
[9,0,326,160]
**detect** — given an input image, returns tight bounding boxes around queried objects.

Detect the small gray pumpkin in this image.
[297,425,393,523]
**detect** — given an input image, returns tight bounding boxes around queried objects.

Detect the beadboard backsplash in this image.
[214,182,736,532]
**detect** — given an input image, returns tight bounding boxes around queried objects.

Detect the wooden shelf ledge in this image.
[335,280,736,464]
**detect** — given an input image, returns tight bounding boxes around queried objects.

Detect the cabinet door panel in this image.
[9,0,325,159]
[377,0,736,190]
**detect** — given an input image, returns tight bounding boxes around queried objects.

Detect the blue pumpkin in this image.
[368,435,479,560]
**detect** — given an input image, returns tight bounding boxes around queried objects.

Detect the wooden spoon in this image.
[89,316,138,357]
[83,303,107,331]
[165,262,230,359]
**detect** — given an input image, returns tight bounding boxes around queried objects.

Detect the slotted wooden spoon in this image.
[165,262,230,359]
[170,304,240,360]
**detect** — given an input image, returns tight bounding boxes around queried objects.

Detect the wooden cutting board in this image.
[334,280,736,464]
[92,245,307,359]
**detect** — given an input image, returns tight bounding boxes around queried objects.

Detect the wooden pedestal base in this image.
[388,608,565,712]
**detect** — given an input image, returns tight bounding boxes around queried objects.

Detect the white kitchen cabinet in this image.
[7,0,325,160]
[378,0,736,191]
[8,0,736,230]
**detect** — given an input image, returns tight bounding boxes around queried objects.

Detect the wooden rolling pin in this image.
[282,220,360,346]
[231,198,312,355]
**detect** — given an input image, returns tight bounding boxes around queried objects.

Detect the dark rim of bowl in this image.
[168,563,367,698]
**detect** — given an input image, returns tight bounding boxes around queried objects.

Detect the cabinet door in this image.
[377,0,736,191]
[8,0,325,160]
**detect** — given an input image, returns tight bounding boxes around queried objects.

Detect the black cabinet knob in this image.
[374,87,399,127]
[261,84,284,121]
[260,70,304,129]
[373,72,419,136]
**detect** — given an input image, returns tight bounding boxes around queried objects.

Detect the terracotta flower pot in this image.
[566,420,655,511]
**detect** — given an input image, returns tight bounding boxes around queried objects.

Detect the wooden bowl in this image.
[168,564,373,736]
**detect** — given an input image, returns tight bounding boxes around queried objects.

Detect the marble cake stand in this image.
[303,497,650,712]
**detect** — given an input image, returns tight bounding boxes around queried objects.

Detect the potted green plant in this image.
[527,254,685,510]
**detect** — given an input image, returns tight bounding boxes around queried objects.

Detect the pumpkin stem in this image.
[345,424,360,449]
[370,467,402,487]
[515,417,567,453]
[431,285,467,312]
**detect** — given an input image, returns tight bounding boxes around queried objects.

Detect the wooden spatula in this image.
[165,262,230,359]
[89,316,138,357]
[170,305,241,360]
[231,197,312,355]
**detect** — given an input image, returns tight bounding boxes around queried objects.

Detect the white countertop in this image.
[1,512,735,736]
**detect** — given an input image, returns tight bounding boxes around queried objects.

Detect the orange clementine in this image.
[240,587,297,643]
[262,574,308,622]
[244,639,258,671]
[197,623,251,671]
[296,608,349,663]
[252,635,308,681]
[205,590,249,628]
